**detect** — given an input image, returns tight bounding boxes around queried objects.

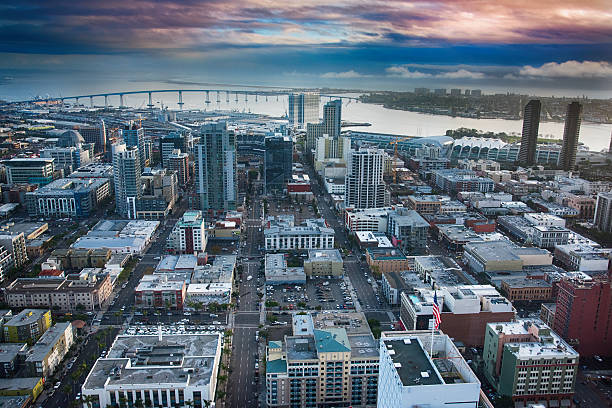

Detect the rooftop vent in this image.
[394,363,402,368]
[421,372,430,378]
[403,339,411,345]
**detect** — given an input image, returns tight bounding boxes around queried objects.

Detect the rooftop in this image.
[135,275,185,292]
[26,322,71,362]
[84,334,220,390]
[367,247,408,261]
[306,249,342,263]
[383,338,443,386]
[4,309,48,328]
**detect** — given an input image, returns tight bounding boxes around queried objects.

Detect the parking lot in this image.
[123,322,227,336]
[265,276,355,311]
[265,197,318,224]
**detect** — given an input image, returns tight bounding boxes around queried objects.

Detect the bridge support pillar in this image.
[119,94,124,108]
[75,97,80,106]
[178,91,184,110]
[104,95,108,109]
[226,91,229,103]
[205,90,210,106]
[147,92,154,109]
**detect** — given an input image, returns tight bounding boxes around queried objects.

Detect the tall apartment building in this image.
[0,232,28,268]
[518,99,541,165]
[552,272,612,357]
[122,121,148,170]
[559,102,583,171]
[306,99,342,152]
[594,192,612,233]
[112,143,142,219]
[166,210,207,254]
[5,158,55,186]
[377,331,481,408]
[3,309,52,344]
[194,122,237,213]
[167,149,189,186]
[288,92,320,128]
[160,131,192,167]
[264,135,293,195]
[266,312,378,407]
[483,320,578,407]
[345,149,387,209]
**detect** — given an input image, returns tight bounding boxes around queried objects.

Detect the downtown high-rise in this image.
[264,135,293,195]
[559,102,583,171]
[194,121,237,213]
[112,142,142,219]
[345,148,387,209]
[306,99,342,155]
[288,92,320,128]
[122,121,148,170]
[518,99,541,166]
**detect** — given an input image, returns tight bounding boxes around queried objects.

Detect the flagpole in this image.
[430,319,434,357]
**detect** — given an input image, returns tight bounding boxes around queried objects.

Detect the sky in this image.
[1,0,612,100]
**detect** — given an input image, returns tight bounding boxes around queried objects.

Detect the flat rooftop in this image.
[84,334,221,390]
[383,338,442,386]
[4,309,48,328]
[306,249,342,263]
[26,322,71,362]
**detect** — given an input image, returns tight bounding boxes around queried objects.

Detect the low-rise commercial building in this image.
[25,322,73,378]
[432,169,494,194]
[3,310,51,344]
[463,240,552,274]
[134,275,186,310]
[377,331,480,408]
[553,243,610,272]
[264,253,306,285]
[4,273,113,311]
[72,220,159,254]
[400,285,515,346]
[483,320,578,407]
[81,333,222,408]
[264,216,334,251]
[500,278,554,302]
[303,249,343,277]
[0,377,44,402]
[366,248,410,274]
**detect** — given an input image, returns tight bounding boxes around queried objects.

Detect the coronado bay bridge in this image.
[11,89,360,109]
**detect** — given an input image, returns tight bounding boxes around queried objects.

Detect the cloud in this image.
[386,66,432,78]
[386,66,485,79]
[437,69,485,79]
[518,60,612,78]
[321,70,367,78]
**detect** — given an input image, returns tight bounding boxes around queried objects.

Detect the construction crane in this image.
[388,136,414,183]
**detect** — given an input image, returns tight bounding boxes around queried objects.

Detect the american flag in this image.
[432,291,441,329]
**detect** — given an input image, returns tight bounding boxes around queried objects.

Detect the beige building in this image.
[5,273,112,311]
[266,312,378,407]
[366,248,410,274]
[0,233,28,269]
[26,322,73,378]
[303,249,343,277]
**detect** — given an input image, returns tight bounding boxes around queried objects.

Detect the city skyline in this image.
[1,1,611,99]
